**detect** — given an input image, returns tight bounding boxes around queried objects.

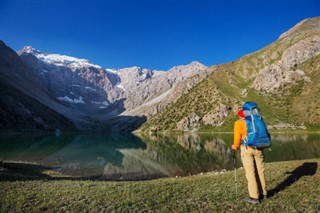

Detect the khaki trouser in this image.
[240,145,267,199]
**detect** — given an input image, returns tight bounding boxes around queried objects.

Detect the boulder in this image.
[203,104,230,127]
[177,112,201,131]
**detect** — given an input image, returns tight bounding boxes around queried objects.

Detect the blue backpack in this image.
[241,102,271,149]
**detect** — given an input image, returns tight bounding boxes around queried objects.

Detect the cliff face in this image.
[140,17,320,132]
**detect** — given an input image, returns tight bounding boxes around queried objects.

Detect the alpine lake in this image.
[0,132,319,181]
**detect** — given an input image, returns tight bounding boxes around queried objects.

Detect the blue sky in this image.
[1,0,319,70]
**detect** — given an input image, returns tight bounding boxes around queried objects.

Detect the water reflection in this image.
[0,132,319,180]
[264,133,320,161]
[138,132,235,176]
[0,134,149,180]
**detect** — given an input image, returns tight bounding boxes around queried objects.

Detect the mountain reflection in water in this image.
[0,132,319,180]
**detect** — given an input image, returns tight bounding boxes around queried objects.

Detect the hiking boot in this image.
[244,197,260,204]
[259,194,268,201]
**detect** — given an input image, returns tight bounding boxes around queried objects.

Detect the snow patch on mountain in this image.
[85,86,97,91]
[92,100,109,106]
[58,96,85,104]
[106,68,119,74]
[20,46,102,71]
[116,83,125,91]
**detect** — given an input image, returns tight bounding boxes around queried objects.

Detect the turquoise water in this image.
[0,132,319,180]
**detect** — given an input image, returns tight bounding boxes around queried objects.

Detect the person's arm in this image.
[232,120,242,150]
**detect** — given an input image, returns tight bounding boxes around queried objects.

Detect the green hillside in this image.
[140,17,320,133]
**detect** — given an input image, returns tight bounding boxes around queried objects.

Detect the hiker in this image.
[232,109,268,204]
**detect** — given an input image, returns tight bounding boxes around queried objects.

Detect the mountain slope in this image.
[120,62,213,118]
[0,77,75,133]
[140,17,320,132]
[0,41,76,133]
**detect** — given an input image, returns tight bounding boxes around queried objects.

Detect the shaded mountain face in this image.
[0,77,76,133]
[140,17,320,132]
[1,41,209,132]
[0,41,76,133]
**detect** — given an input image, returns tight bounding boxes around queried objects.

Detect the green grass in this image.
[1,158,319,212]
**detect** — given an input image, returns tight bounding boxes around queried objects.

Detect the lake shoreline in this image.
[0,157,318,182]
[2,128,320,137]
[0,159,231,182]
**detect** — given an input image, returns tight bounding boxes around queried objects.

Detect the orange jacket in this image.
[233,118,247,149]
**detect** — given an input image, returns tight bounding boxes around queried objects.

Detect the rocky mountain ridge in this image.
[18,46,208,113]
[1,42,210,132]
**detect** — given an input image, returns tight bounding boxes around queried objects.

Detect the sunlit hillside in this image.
[140,17,320,133]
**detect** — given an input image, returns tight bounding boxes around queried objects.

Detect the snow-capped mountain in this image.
[19,46,102,71]
[18,46,120,112]
[7,44,210,131]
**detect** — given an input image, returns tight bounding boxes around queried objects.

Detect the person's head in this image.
[238,109,245,119]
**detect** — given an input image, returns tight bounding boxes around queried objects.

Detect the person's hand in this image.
[231,144,237,150]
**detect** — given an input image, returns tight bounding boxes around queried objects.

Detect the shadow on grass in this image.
[268,162,318,198]
[0,162,52,180]
[0,161,166,182]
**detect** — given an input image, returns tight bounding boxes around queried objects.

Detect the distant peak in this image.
[17,46,102,70]
[169,61,206,71]
[189,61,205,67]
[19,46,43,55]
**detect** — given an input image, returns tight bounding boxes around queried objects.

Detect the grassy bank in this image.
[1,158,319,212]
